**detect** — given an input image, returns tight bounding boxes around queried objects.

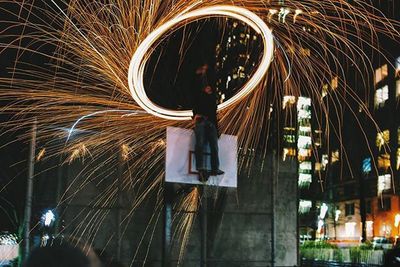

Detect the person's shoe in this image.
[198,170,209,182]
[211,169,224,176]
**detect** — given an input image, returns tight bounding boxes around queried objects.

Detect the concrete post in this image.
[200,187,208,267]
[23,118,37,260]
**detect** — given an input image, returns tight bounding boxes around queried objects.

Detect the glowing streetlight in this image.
[395,214,400,235]
[319,203,328,219]
[42,210,55,227]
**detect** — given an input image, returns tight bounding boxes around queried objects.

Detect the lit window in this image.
[396,148,400,170]
[398,128,400,145]
[397,80,400,98]
[345,203,355,216]
[298,148,312,161]
[345,222,356,237]
[283,134,296,144]
[377,174,391,194]
[282,95,296,109]
[366,221,373,237]
[298,136,312,149]
[322,154,328,170]
[284,127,296,131]
[378,154,390,171]
[299,199,312,213]
[374,85,389,108]
[331,150,339,163]
[376,130,390,150]
[396,56,400,78]
[375,64,388,84]
[331,76,338,90]
[362,157,372,174]
[298,173,312,186]
[299,161,312,171]
[282,148,296,161]
[297,97,311,109]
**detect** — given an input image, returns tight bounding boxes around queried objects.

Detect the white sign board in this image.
[166,126,237,187]
[0,244,18,261]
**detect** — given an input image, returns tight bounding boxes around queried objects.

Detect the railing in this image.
[300,248,384,266]
[301,259,382,267]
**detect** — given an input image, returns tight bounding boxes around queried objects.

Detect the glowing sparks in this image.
[128,5,274,120]
[121,144,130,161]
[66,143,91,164]
[36,148,46,162]
[0,0,399,264]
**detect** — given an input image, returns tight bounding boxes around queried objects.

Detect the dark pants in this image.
[194,119,219,171]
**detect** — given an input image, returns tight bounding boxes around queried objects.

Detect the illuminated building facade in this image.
[322,3,400,241]
[214,19,262,103]
[281,94,321,240]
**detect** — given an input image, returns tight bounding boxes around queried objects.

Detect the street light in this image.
[394,214,400,236]
[41,210,55,227]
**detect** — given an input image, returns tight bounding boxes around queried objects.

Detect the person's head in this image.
[195,63,209,75]
[24,237,101,267]
[24,242,90,267]
[203,85,213,94]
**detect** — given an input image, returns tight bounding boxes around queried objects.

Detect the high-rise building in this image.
[320,0,400,242]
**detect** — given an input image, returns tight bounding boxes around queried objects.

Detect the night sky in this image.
[0,5,254,231]
[144,19,220,110]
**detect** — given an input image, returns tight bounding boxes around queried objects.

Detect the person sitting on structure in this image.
[192,63,224,182]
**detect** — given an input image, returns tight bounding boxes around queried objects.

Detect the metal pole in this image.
[116,146,123,260]
[200,187,207,267]
[54,155,64,235]
[23,118,37,260]
[162,183,173,267]
[270,150,276,267]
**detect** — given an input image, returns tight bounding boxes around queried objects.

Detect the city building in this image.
[319,0,400,242]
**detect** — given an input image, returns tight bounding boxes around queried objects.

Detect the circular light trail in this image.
[128,5,274,120]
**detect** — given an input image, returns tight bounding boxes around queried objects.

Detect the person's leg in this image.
[207,121,220,172]
[194,120,205,171]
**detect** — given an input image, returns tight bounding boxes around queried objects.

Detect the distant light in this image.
[42,210,55,226]
[320,203,328,219]
[345,222,356,237]
[395,214,400,228]
[335,210,341,222]
[362,157,372,174]
[317,219,324,233]
[299,199,312,213]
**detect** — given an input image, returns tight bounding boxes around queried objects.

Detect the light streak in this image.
[274,36,291,82]
[128,5,274,120]
[67,110,145,141]
[0,0,399,264]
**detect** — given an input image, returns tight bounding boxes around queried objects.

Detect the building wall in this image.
[58,151,298,266]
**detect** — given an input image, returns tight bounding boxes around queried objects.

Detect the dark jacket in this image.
[192,72,218,126]
[192,91,217,126]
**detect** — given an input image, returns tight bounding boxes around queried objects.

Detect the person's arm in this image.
[192,91,201,121]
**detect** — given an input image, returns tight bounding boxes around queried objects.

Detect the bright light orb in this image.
[128,5,274,120]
